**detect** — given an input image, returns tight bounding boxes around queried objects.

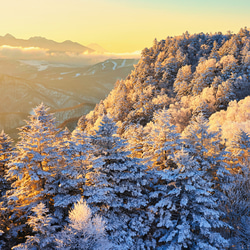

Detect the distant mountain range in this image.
[0,57,138,140]
[0,34,139,140]
[0,34,108,54]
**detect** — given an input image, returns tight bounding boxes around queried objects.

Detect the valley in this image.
[0,57,138,140]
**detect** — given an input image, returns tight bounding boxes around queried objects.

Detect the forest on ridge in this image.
[0,28,250,249]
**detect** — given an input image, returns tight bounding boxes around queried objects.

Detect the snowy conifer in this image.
[182,113,229,184]
[223,130,250,249]
[0,130,13,197]
[55,199,112,250]
[6,103,61,239]
[12,202,57,250]
[0,131,13,249]
[152,148,229,249]
[53,127,93,220]
[86,115,149,249]
[143,108,181,170]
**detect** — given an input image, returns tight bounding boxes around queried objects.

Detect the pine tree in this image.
[12,203,57,250]
[86,115,149,249]
[173,65,193,98]
[152,148,229,249]
[123,124,145,159]
[0,131,13,249]
[0,130,13,197]
[181,113,228,182]
[6,103,61,241]
[143,108,181,170]
[191,58,217,95]
[223,130,250,249]
[53,127,93,220]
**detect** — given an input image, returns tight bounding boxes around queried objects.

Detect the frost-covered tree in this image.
[55,199,112,250]
[123,124,145,159]
[173,65,193,98]
[143,108,181,170]
[191,58,217,95]
[222,130,250,249]
[226,129,250,170]
[182,113,229,184]
[86,115,149,249]
[151,148,229,249]
[0,131,13,249]
[53,127,93,221]
[6,103,61,240]
[0,130,13,197]
[12,202,57,250]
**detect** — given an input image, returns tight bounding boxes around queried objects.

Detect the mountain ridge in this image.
[0,34,95,54]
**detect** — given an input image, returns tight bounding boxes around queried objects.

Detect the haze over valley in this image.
[0,34,139,139]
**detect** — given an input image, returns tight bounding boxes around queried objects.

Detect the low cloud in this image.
[0,45,141,66]
[0,45,48,59]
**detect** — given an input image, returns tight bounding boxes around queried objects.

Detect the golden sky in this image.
[0,0,249,53]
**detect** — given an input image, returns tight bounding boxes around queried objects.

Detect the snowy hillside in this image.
[0,29,249,250]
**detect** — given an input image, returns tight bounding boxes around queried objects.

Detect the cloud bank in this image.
[0,45,141,66]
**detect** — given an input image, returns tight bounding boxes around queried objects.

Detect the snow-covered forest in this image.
[0,28,250,249]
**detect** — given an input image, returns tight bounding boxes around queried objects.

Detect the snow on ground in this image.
[60,72,73,75]
[118,59,126,68]
[112,61,117,70]
[19,60,73,71]
[102,62,106,70]
[38,65,48,71]
[19,60,48,71]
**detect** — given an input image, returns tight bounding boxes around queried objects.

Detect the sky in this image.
[0,0,250,53]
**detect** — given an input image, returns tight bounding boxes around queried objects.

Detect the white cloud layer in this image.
[0,45,141,66]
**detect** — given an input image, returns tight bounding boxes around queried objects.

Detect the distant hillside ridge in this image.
[83,28,250,135]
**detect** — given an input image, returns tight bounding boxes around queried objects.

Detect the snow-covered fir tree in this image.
[0,130,13,198]
[85,114,149,249]
[5,103,61,244]
[152,148,229,249]
[143,108,181,170]
[181,113,229,185]
[223,130,250,249]
[12,203,57,250]
[0,131,13,250]
[53,126,93,222]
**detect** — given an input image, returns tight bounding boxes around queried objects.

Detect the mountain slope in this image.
[83,28,250,135]
[0,58,138,140]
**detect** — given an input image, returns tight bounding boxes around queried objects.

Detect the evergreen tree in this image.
[6,103,61,241]
[123,124,145,159]
[181,113,228,183]
[152,148,229,249]
[223,130,250,249]
[191,58,217,95]
[0,131,13,249]
[143,108,181,170]
[12,203,57,250]
[86,115,149,249]
[173,65,193,98]
[53,127,93,221]
[55,199,112,250]
[0,130,13,197]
